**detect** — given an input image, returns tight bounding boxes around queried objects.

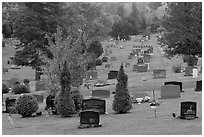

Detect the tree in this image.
[112,64,132,114]
[55,61,76,117]
[11,2,65,80]
[87,41,103,58]
[158,2,202,58]
[148,2,163,10]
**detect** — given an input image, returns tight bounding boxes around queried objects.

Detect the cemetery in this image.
[2,2,202,135]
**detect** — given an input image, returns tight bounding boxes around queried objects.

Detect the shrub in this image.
[112,64,132,113]
[102,56,108,62]
[172,65,182,73]
[95,59,103,66]
[55,61,76,117]
[23,79,30,84]
[71,88,84,112]
[2,83,10,94]
[15,94,39,117]
[12,84,30,94]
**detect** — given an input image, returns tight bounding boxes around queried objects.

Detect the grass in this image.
[2,34,202,135]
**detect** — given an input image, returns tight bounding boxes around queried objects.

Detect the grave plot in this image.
[82,98,106,114]
[153,69,166,79]
[180,101,197,119]
[161,85,180,99]
[91,90,110,98]
[78,110,102,128]
[195,80,202,91]
[108,70,118,79]
[86,71,98,80]
[164,81,183,92]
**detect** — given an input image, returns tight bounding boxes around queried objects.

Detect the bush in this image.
[172,65,182,73]
[112,64,132,113]
[2,83,10,94]
[23,79,30,84]
[102,56,108,62]
[12,84,30,94]
[71,88,84,112]
[15,94,39,117]
[95,59,103,66]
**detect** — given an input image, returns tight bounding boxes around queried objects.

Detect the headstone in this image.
[36,81,46,91]
[164,81,183,92]
[195,80,202,91]
[184,66,193,76]
[110,57,116,61]
[45,95,55,110]
[180,101,197,119]
[82,98,106,114]
[193,68,198,78]
[161,85,180,99]
[153,69,166,79]
[136,64,148,73]
[32,94,44,103]
[108,70,118,79]
[5,98,16,113]
[143,55,151,63]
[145,63,150,70]
[79,110,101,127]
[91,90,110,98]
[86,71,97,80]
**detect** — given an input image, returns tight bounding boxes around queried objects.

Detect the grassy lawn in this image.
[2,34,202,135]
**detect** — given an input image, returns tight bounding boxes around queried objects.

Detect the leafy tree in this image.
[112,64,132,114]
[148,2,163,10]
[11,2,65,80]
[87,41,103,58]
[159,2,202,58]
[117,4,125,18]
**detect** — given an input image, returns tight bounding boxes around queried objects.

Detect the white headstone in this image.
[193,68,198,78]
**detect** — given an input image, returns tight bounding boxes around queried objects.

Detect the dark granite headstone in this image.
[180,101,197,119]
[136,64,148,73]
[33,94,44,103]
[195,80,202,91]
[79,110,100,126]
[108,70,118,79]
[82,98,106,114]
[45,95,55,110]
[5,98,16,113]
[91,90,110,98]
[164,81,183,92]
[153,69,166,79]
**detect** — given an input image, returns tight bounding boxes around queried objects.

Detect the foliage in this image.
[23,78,30,84]
[87,41,103,58]
[158,2,202,58]
[148,2,163,10]
[55,61,76,117]
[70,87,84,112]
[2,83,10,94]
[172,65,182,73]
[15,94,39,117]
[112,64,132,113]
[95,58,103,66]
[12,84,30,94]
[102,56,108,62]
[183,55,198,66]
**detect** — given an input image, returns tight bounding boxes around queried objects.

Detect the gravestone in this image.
[82,98,106,114]
[195,80,202,91]
[153,69,166,79]
[33,94,44,103]
[5,98,16,113]
[79,110,101,128]
[193,68,198,78]
[184,66,193,76]
[145,63,150,70]
[86,71,97,80]
[110,57,116,61]
[164,81,183,92]
[136,64,148,73]
[180,101,197,119]
[161,85,180,99]
[143,55,151,63]
[36,81,46,91]
[91,90,110,98]
[108,70,118,79]
[45,95,55,110]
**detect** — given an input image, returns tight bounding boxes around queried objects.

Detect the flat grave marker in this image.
[180,101,197,119]
[195,80,202,91]
[153,69,166,79]
[82,98,106,114]
[164,81,183,92]
[91,90,110,98]
[161,85,180,99]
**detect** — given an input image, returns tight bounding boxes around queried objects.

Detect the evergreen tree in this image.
[112,64,132,114]
[55,61,76,117]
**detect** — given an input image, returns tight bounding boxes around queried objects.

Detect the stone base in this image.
[78,123,102,129]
